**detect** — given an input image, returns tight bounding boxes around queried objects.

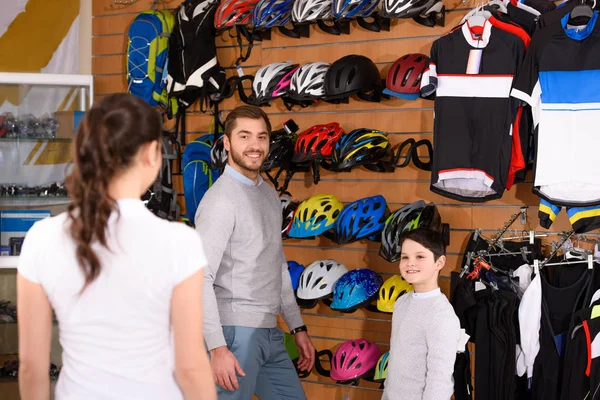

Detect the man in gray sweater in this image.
[195,105,314,400]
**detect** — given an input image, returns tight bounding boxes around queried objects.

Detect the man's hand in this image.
[209,346,246,391]
[294,331,315,372]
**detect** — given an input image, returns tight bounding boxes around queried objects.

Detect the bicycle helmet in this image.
[293,122,343,163]
[383,54,429,101]
[333,129,392,171]
[332,0,379,19]
[210,135,228,169]
[324,55,383,102]
[287,261,305,291]
[288,194,344,238]
[374,351,389,381]
[377,274,413,312]
[297,259,348,300]
[332,195,389,244]
[412,0,445,27]
[252,0,295,28]
[292,0,332,23]
[281,195,299,237]
[330,339,381,381]
[330,269,383,312]
[252,62,300,105]
[215,0,259,29]
[260,129,296,172]
[288,62,330,102]
[382,0,431,18]
[379,201,442,262]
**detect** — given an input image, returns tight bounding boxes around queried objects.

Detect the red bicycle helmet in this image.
[383,53,429,101]
[215,0,259,29]
[293,122,344,163]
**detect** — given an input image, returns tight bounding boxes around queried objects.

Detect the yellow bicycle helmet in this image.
[288,194,343,238]
[377,274,413,312]
[374,351,389,381]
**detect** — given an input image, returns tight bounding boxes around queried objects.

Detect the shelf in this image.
[0,197,69,207]
[0,257,18,270]
[0,137,72,142]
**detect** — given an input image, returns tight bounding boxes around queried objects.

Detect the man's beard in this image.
[229,147,266,173]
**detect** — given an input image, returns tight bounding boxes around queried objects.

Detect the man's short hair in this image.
[223,105,272,138]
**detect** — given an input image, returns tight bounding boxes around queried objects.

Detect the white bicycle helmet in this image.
[252,61,299,105]
[297,259,348,300]
[288,62,330,101]
[292,0,332,23]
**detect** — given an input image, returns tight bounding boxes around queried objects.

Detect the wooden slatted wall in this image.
[91,1,597,398]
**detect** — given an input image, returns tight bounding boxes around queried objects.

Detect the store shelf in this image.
[0,137,72,142]
[0,197,70,207]
[0,257,17,270]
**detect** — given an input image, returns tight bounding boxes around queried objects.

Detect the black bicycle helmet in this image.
[324,55,383,102]
[379,201,443,262]
[333,128,394,172]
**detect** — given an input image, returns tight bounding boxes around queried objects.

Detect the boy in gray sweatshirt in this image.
[382,228,460,400]
[195,105,314,400]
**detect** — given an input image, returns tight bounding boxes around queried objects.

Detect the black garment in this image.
[422,24,525,202]
[508,3,538,36]
[531,264,591,400]
[525,0,556,14]
[454,349,474,400]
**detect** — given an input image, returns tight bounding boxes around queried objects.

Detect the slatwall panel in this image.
[92,1,599,397]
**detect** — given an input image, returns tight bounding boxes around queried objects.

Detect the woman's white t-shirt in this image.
[17,199,207,400]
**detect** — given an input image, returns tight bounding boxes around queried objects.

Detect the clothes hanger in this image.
[570,0,595,21]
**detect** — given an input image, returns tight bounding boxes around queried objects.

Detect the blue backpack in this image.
[126,9,176,112]
[182,134,221,225]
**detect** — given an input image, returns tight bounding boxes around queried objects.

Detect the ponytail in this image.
[65,94,162,290]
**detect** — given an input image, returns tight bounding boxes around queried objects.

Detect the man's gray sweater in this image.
[195,165,304,350]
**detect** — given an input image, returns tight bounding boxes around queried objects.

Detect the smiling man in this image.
[195,105,314,400]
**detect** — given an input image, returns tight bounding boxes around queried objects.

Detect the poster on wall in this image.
[0,0,81,117]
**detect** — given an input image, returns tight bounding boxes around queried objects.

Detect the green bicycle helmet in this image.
[374,351,389,381]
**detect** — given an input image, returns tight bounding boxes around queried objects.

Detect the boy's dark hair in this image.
[398,228,446,261]
[223,105,272,138]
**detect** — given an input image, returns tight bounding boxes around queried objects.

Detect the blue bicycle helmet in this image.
[287,261,305,291]
[330,269,383,312]
[332,195,390,244]
[332,0,379,19]
[252,0,295,29]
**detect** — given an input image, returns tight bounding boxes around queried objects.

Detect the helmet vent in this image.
[348,355,358,368]
[326,263,333,271]
[389,285,396,299]
[319,283,328,290]
[358,342,365,350]
[312,276,324,289]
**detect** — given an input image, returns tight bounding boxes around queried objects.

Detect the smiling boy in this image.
[382,228,460,400]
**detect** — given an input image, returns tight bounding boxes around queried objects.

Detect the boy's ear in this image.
[435,255,446,272]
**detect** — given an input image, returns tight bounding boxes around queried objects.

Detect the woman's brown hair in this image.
[65,93,162,289]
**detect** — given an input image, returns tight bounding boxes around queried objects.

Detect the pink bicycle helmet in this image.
[331,339,381,381]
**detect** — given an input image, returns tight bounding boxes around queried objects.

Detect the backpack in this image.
[126,9,176,112]
[182,134,221,225]
[167,0,226,109]
[143,133,181,221]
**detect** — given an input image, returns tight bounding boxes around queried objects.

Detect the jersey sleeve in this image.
[511,37,541,109]
[420,39,439,97]
[17,221,45,284]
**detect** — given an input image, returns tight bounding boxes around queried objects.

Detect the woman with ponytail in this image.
[16,94,216,400]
